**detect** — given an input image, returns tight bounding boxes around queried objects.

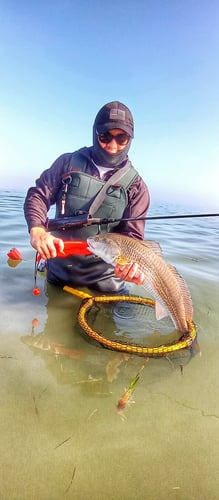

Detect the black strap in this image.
[88,163,132,217]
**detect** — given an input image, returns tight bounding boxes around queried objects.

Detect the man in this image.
[24,101,150,293]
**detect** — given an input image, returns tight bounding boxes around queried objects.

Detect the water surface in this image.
[0,191,219,500]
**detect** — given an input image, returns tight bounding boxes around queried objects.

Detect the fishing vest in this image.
[54,148,138,239]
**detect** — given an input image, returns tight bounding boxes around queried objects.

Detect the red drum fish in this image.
[87,233,193,333]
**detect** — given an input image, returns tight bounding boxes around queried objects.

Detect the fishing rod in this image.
[47,212,219,231]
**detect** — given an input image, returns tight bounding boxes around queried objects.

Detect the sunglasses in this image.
[96,130,131,146]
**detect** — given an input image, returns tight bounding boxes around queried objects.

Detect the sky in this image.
[0,0,218,210]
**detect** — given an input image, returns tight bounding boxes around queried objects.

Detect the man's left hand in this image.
[114,262,145,285]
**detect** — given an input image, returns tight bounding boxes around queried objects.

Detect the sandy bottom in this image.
[1,277,219,500]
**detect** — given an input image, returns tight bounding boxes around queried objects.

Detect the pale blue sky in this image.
[0,0,218,209]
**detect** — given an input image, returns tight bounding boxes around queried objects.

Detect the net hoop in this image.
[77,294,197,357]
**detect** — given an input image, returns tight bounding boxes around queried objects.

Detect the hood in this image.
[92,101,134,167]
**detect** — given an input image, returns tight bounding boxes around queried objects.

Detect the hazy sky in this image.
[1,0,218,209]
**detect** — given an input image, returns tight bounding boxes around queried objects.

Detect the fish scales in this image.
[108,234,193,331]
[87,233,193,333]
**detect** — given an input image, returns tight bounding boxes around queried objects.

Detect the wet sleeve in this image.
[114,176,150,240]
[23,154,71,231]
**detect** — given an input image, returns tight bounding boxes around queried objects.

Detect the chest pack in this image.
[54,148,138,238]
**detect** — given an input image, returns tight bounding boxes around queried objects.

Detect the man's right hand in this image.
[30,227,64,259]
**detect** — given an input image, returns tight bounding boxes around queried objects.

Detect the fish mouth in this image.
[87,237,96,253]
[87,236,120,265]
[87,238,101,258]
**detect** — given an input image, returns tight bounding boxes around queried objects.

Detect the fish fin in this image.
[155,300,169,320]
[140,240,163,256]
[115,256,130,265]
[167,264,193,320]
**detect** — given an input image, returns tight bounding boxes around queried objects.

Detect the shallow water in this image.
[0,191,219,500]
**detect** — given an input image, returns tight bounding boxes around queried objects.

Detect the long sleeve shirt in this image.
[24,147,150,240]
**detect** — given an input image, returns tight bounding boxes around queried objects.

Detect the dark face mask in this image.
[92,127,132,167]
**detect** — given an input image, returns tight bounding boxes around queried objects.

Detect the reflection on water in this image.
[0,191,219,499]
